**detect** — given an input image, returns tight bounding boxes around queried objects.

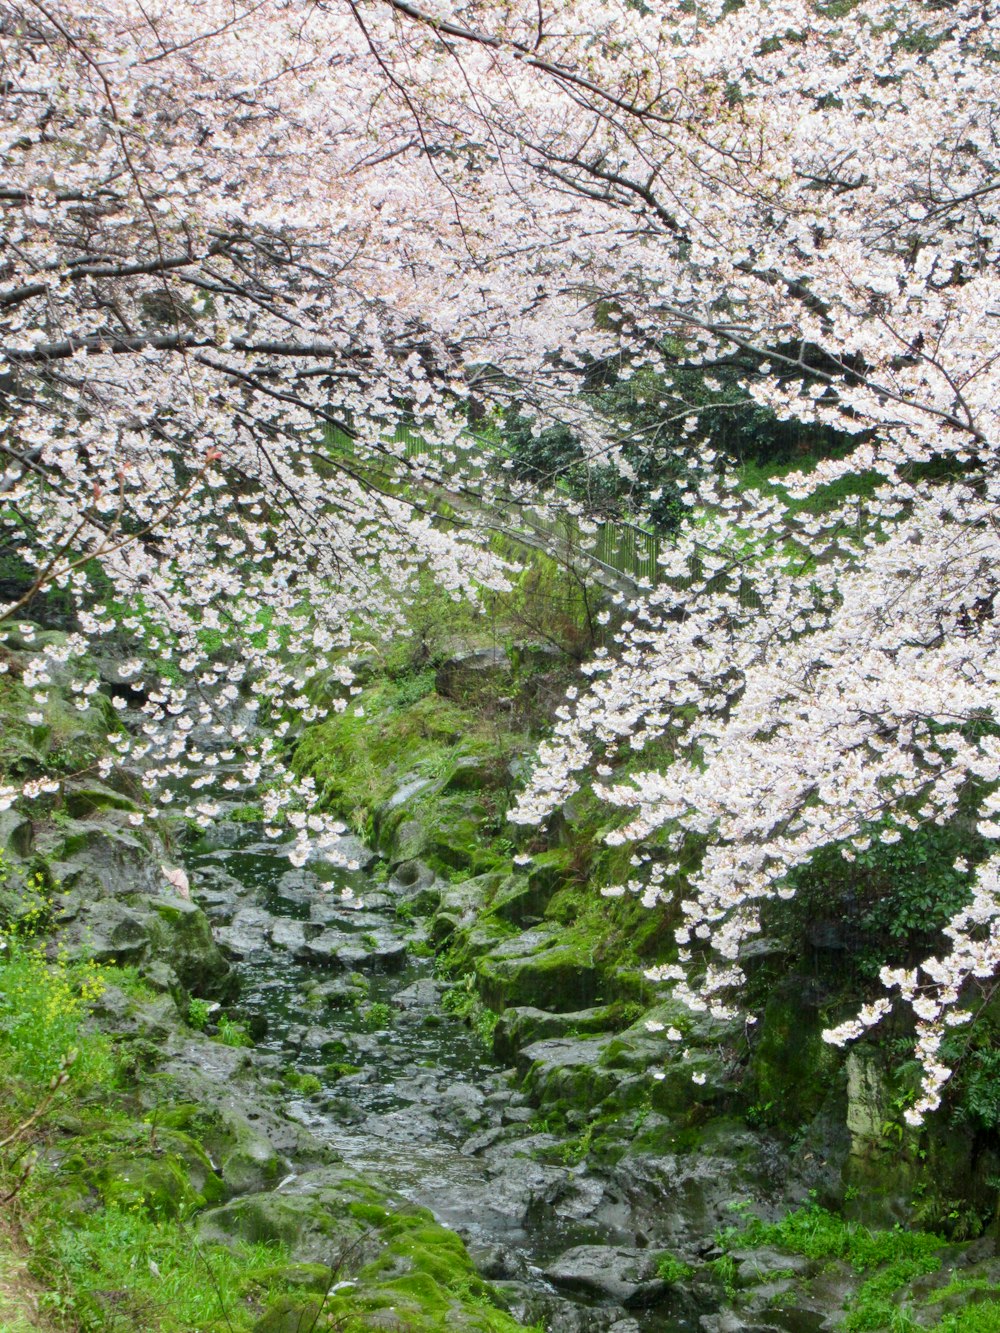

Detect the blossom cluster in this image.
[1,0,999,1118]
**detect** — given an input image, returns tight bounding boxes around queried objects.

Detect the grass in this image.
[931,1305,1000,1332]
[721,1203,949,1333]
[730,1203,943,1273]
[656,1252,695,1284]
[41,1206,293,1332]
[0,1226,58,1332]
[0,936,287,1332]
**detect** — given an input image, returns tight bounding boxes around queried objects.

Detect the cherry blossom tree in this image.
[1,0,999,1114]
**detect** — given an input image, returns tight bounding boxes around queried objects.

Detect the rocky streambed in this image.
[188,820,715,1331]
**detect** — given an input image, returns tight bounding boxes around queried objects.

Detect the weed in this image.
[363,1001,393,1031]
[0,936,111,1088]
[214,1015,252,1048]
[186,997,212,1031]
[656,1252,695,1284]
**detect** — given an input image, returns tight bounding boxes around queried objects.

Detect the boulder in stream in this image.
[544,1244,669,1308]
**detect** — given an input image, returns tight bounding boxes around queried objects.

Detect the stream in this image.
[187,821,703,1332]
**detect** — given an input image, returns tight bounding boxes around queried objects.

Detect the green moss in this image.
[748,986,841,1131]
[475,932,604,1012]
[324,1211,527,1332]
[293,684,502,832]
[656,1252,695,1284]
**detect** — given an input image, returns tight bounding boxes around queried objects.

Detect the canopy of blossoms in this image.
[2,0,998,1117]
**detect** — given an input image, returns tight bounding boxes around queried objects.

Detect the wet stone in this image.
[544,1245,669,1308]
[393,978,443,1011]
[215,905,275,958]
[275,868,321,904]
[269,919,307,951]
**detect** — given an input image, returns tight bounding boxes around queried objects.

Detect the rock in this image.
[543,1245,668,1308]
[845,1048,891,1154]
[462,1126,509,1155]
[269,918,307,952]
[67,896,149,964]
[63,783,140,819]
[383,775,436,812]
[730,1247,812,1287]
[308,901,383,930]
[148,1046,331,1180]
[275,868,320,905]
[493,1004,632,1062]
[468,1242,528,1281]
[435,647,511,700]
[0,808,33,857]
[312,832,376,870]
[295,929,349,963]
[295,930,407,972]
[303,978,367,1011]
[146,894,238,1000]
[387,859,442,913]
[439,1082,487,1128]
[393,977,443,1012]
[196,1167,376,1262]
[476,929,603,1013]
[389,818,428,864]
[519,1036,619,1109]
[253,1296,324,1333]
[215,906,274,958]
[44,820,161,900]
[443,754,504,792]
[501,1106,534,1126]
[438,872,504,923]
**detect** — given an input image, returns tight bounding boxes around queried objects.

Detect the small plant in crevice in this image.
[656,1252,695,1285]
[441,974,499,1050]
[214,1014,252,1048]
[187,996,212,1031]
[362,1001,393,1031]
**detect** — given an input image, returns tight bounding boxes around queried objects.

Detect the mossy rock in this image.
[325,1213,527,1332]
[63,784,141,819]
[386,817,430,864]
[748,984,841,1133]
[255,1262,336,1292]
[492,1003,635,1062]
[145,895,238,1001]
[61,1124,224,1219]
[196,1167,382,1262]
[439,872,505,921]
[0,809,33,858]
[475,928,603,1013]
[526,847,574,898]
[155,1103,284,1197]
[649,1053,730,1116]
[487,874,551,927]
[253,1296,324,1333]
[519,1036,620,1109]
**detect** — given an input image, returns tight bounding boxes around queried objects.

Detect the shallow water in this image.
[191,826,701,1331]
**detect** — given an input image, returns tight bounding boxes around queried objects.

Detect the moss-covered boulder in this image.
[145,893,239,1000]
[63,784,141,819]
[157,1102,285,1197]
[492,1003,636,1063]
[58,1123,225,1219]
[475,927,604,1013]
[519,1036,620,1109]
[196,1168,376,1262]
